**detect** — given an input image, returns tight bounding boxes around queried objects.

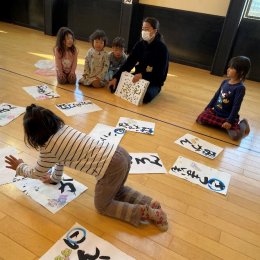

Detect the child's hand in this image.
[222,122,232,129]
[41,174,57,184]
[108,78,117,93]
[5,155,24,171]
[132,73,142,83]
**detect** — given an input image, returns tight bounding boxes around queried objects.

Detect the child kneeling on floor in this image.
[5,104,168,231]
[196,56,251,141]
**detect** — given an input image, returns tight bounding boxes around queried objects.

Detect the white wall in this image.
[139,0,230,16]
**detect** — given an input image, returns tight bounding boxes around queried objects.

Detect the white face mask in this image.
[141,30,152,41]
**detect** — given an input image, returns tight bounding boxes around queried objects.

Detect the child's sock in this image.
[228,119,250,141]
[227,129,242,141]
[150,200,161,209]
[140,205,168,232]
[239,119,250,135]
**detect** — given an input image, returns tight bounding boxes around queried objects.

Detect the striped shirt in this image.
[16,125,117,182]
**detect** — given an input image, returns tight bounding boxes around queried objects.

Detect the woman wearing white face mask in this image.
[108,17,169,103]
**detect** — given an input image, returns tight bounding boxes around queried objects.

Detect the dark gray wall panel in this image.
[68,0,122,46]
[230,19,260,82]
[132,5,225,70]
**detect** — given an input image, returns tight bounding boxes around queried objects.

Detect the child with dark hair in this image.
[106,37,127,82]
[196,56,251,141]
[54,27,78,84]
[79,30,109,88]
[5,104,168,231]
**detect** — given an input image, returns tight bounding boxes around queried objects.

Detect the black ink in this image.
[59,181,76,194]
[63,230,86,250]
[77,247,110,260]
[180,138,192,145]
[0,104,16,113]
[135,155,162,167]
[202,149,216,158]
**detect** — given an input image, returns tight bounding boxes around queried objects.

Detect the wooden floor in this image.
[0,22,260,260]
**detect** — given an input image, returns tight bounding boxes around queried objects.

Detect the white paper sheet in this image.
[23,85,60,100]
[14,173,88,213]
[169,156,231,195]
[116,117,155,135]
[88,123,125,145]
[56,101,102,116]
[0,103,25,126]
[40,223,135,260]
[115,71,149,105]
[129,153,167,174]
[175,133,223,159]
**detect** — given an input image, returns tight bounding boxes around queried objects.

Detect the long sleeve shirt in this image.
[108,52,127,76]
[54,47,78,75]
[16,125,117,183]
[114,33,169,87]
[82,48,109,83]
[206,79,246,123]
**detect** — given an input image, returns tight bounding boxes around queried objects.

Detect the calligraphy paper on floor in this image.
[129,153,167,174]
[88,123,125,145]
[0,103,26,126]
[56,101,102,116]
[40,223,135,260]
[116,117,155,135]
[34,59,55,70]
[23,85,60,100]
[13,173,87,213]
[175,133,223,159]
[0,147,20,185]
[115,71,149,106]
[169,156,231,195]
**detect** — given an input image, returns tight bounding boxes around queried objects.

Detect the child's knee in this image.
[57,77,67,84]
[92,79,102,88]
[68,75,76,84]
[94,199,108,214]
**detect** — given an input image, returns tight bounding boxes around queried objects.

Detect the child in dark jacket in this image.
[196,56,251,141]
[106,37,127,81]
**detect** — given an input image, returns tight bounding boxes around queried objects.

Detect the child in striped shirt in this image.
[5,104,168,231]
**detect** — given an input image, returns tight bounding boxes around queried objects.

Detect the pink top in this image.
[54,47,78,75]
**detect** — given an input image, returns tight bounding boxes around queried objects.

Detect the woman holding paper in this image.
[108,17,169,103]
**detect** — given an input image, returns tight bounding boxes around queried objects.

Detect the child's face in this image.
[112,47,124,59]
[64,34,74,48]
[227,67,239,80]
[93,39,105,52]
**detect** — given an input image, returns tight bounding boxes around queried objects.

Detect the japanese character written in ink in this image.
[131,155,162,167]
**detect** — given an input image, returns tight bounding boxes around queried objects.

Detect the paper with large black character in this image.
[56,100,102,116]
[115,71,149,105]
[129,153,167,174]
[116,117,155,135]
[175,133,223,159]
[169,156,231,195]
[40,223,135,259]
[88,123,125,146]
[13,173,87,213]
[23,85,60,100]
[0,103,25,126]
